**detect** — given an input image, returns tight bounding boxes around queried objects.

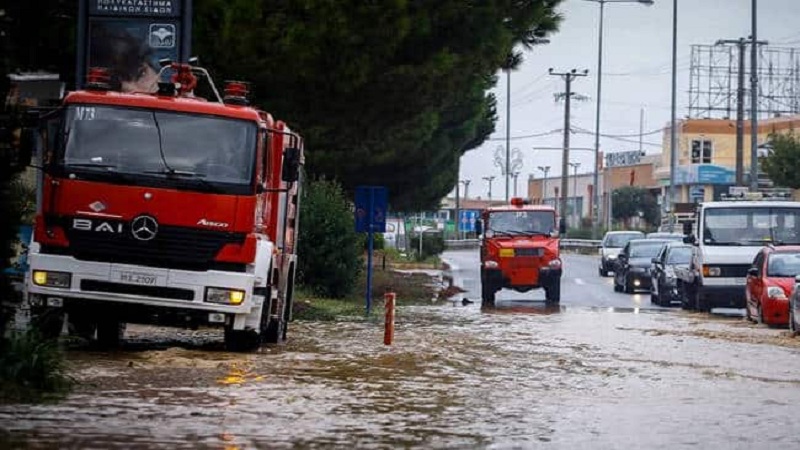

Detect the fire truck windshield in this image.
[59,105,257,192]
[488,210,555,236]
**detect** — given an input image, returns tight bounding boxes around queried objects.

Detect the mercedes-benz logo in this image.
[131,215,158,241]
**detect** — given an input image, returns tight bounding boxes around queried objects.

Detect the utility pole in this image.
[750,0,761,192]
[568,162,581,229]
[505,69,511,202]
[639,108,645,154]
[717,37,768,186]
[668,0,678,232]
[454,180,460,241]
[538,166,551,205]
[482,175,496,200]
[512,172,520,197]
[459,179,471,240]
[550,68,588,234]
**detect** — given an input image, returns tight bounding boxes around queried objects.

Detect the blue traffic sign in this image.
[459,210,479,232]
[355,186,388,233]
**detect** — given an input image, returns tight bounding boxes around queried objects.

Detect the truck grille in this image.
[81,280,194,301]
[515,248,544,257]
[716,264,751,278]
[43,216,246,272]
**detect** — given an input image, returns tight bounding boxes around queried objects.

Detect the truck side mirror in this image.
[558,219,566,235]
[682,221,692,236]
[281,147,301,183]
[475,219,483,236]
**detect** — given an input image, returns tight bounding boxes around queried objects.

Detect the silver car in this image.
[598,231,645,277]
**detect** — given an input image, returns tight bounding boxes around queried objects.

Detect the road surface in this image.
[2,251,800,449]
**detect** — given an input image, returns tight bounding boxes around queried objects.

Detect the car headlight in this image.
[205,287,246,305]
[767,286,788,300]
[32,270,71,288]
[607,254,618,260]
[484,260,499,269]
[548,259,562,268]
[702,266,721,277]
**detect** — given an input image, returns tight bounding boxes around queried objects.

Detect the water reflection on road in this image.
[2,303,800,449]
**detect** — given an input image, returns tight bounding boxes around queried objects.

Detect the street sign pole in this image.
[355,186,388,316]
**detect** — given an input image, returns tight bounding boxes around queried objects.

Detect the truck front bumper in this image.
[26,252,258,315]
[483,267,562,291]
[698,284,746,309]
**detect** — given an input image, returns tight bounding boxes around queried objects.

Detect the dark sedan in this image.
[650,243,693,306]
[613,239,669,294]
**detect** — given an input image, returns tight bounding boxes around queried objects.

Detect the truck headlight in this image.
[484,260,499,269]
[548,259,562,268]
[205,287,246,305]
[32,270,71,288]
[702,266,721,277]
[767,286,788,300]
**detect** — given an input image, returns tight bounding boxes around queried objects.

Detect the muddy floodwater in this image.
[2,303,800,449]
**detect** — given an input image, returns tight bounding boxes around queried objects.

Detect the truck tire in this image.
[263,316,285,344]
[31,308,64,340]
[481,282,496,307]
[545,282,561,304]
[69,312,97,341]
[97,320,125,349]
[224,328,260,352]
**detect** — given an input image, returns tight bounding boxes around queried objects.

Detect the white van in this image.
[675,197,800,311]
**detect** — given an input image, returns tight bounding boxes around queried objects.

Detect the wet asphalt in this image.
[2,250,800,449]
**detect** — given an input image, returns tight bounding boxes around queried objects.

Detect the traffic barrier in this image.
[384,292,395,345]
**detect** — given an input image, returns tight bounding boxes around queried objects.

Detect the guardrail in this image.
[444,238,601,251]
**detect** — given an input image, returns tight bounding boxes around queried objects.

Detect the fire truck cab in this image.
[476,198,564,306]
[22,64,303,351]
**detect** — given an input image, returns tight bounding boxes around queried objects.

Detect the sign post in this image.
[355,186,388,315]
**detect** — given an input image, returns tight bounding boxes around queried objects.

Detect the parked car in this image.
[789,275,800,335]
[613,239,670,293]
[650,243,693,306]
[745,245,800,326]
[598,231,644,277]
[646,232,684,241]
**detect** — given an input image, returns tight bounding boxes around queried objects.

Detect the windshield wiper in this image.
[65,162,117,169]
[143,169,222,193]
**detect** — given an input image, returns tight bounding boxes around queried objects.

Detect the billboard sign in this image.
[605,150,644,168]
[77,0,193,92]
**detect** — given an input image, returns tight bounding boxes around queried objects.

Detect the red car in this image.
[745,245,800,326]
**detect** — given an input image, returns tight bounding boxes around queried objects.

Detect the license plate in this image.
[114,270,162,286]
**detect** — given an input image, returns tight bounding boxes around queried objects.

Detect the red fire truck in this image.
[23,63,303,351]
[476,198,564,306]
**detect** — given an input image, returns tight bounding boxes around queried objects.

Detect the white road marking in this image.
[574,278,586,285]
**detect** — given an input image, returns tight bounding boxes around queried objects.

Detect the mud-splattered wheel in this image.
[481,282,496,307]
[96,319,126,349]
[545,282,560,304]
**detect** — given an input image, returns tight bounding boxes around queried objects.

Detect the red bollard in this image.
[384,292,396,345]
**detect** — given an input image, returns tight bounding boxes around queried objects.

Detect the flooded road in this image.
[3,252,800,449]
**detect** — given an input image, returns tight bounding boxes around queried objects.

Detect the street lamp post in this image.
[512,171,521,197]
[537,165,551,205]
[584,0,654,239]
[482,175,496,200]
[568,162,581,228]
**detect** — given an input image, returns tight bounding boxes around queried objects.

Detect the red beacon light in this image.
[223,81,250,105]
[86,67,111,91]
[510,197,528,207]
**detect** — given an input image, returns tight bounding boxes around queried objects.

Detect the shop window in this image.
[691,139,713,164]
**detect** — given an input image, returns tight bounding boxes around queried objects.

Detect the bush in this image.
[297,179,363,299]
[362,231,385,251]
[409,232,445,261]
[0,331,72,401]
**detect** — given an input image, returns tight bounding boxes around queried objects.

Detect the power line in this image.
[572,124,663,138]
[486,128,563,141]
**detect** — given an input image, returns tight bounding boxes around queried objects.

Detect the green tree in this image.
[612,186,659,228]
[761,133,800,189]
[296,179,363,298]
[193,0,563,210]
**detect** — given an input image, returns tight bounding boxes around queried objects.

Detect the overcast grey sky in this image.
[458,0,800,200]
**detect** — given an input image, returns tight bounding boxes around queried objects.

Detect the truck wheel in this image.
[694,290,710,313]
[97,320,126,349]
[224,327,260,352]
[31,308,64,340]
[481,282,496,307]
[69,313,97,341]
[263,317,285,344]
[545,282,561,304]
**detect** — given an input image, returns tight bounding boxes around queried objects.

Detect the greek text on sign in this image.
[92,0,179,16]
